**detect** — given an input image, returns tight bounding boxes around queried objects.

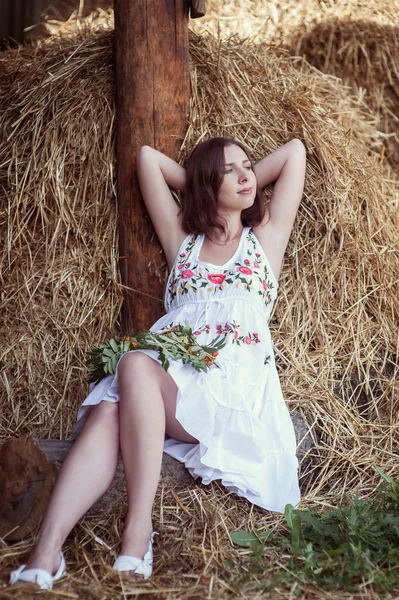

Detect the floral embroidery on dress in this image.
[167,231,275,308]
[160,320,261,347]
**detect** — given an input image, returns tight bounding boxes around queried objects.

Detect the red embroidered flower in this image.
[180,252,186,257]
[181,270,194,278]
[244,258,250,265]
[224,324,229,331]
[238,266,252,275]
[233,330,239,339]
[186,262,191,267]
[208,273,226,285]
[245,335,252,345]
[178,264,184,270]
[194,330,201,336]
[255,253,261,258]
[253,262,260,268]
[262,279,267,290]
[216,325,223,334]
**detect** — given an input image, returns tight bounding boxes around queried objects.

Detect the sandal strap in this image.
[113,554,149,571]
[10,566,53,589]
[9,553,66,590]
[112,531,159,579]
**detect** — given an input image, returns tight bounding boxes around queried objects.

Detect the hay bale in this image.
[24,1,114,43]
[1,13,399,599]
[0,31,123,441]
[1,25,398,502]
[287,10,399,175]
[190,0,399,176]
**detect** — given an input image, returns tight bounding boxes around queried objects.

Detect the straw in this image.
[1,3,398,598]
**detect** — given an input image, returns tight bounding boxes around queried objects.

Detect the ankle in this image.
[124,515,153,534]
[34,531,64,555]
[122,522,154,546]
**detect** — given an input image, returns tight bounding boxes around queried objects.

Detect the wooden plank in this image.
[114,0,190,334]
[190,0,206,18]
[0,435,191,541]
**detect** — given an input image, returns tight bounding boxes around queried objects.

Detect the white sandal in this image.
[9,552,66,590]
[112,531,158,580]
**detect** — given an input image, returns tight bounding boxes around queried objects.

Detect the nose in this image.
[238,169,248,183]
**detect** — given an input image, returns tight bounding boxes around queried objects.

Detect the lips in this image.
[238,187,253,194]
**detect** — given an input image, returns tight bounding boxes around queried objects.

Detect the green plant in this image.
[229,469,399,594]
[87,322,227,383]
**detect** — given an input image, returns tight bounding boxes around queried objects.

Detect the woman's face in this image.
[217,144,257,211]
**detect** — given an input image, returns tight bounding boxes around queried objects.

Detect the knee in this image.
[118,351,155,381]
[89,401,119,427]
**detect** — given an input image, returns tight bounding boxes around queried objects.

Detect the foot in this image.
[114,523,156,581]
[22,546,63,577]
[9,546,66,590]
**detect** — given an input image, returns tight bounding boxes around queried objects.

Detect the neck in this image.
[207,223,244,246]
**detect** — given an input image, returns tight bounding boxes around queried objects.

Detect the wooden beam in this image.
[0,411,317,540]
[114,0,190,334]
[0,435,191,541]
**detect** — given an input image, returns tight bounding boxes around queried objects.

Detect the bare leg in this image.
[21,401,120,575]
[117,352,197,579]
[16,352,196,582]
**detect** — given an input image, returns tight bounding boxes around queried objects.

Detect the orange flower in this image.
[131,341,138,348]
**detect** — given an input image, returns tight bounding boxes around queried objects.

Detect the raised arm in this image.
[252,138,306,279]
[136,146,187,268]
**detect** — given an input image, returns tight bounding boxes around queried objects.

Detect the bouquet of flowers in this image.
[87,323,227,384]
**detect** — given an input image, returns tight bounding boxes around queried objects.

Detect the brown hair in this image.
[180,137,266,237]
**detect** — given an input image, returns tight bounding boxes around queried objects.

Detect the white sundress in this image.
[70,226,300,513]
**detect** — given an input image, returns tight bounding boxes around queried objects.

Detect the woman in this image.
[10,137,306,588]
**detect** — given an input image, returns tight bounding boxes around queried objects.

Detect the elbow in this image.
[136,145,154,167]
[137,144,152,157]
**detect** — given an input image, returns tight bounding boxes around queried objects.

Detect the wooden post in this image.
[114,0,190,334]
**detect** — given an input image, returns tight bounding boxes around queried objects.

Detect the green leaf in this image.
[284,504,295,529]
[284,504,302,555]
[229,529,272,549]
[111,354,118,372]
[109,338,119,353]
[229,530,262,549]
[374,465,395,485]
[103,348,115,358]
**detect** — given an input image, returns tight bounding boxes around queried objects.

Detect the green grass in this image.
[229,468,399,596]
